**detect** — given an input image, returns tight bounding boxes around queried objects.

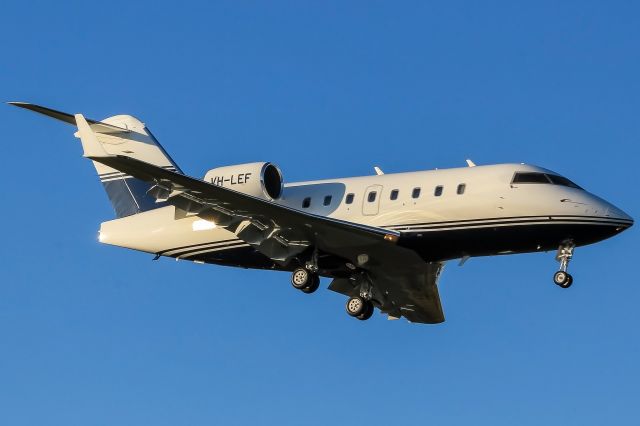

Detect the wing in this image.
[76,115,445,323]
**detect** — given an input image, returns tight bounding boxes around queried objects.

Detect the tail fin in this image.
[9,102,182,218]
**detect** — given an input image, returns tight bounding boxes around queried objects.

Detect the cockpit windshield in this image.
[512,172,582,189]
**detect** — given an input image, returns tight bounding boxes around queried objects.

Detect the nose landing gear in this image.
[553,241,575,288]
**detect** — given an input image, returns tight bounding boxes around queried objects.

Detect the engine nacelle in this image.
[203,162,283,200]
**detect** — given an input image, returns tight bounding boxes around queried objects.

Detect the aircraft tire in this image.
[356,301,374,321]
[346,296,367,317]
[301,275,320,294]
[560,274,573,288]
[553,271,573,288]
[291,267,310,289]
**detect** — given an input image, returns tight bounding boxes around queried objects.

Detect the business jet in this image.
[10,102,634,324]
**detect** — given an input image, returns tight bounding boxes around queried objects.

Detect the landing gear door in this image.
[362,185,383,216]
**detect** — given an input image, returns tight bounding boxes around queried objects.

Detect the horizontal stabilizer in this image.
[8,102,129,134]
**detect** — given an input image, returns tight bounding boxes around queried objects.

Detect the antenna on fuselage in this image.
[465,159,476,167]
[374,166,384,175]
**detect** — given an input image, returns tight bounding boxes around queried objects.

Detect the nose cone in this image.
[609,205,634,224]
[582,192,633,225]
[580,193,634,241]
[577,197,633,245]
[614,212,634,235]
[553,188,632,246]
[600,199,634,232]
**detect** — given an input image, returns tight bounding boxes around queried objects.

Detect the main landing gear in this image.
[343,274,375,321]
[345,296,374,321]
[291,256,377,322]
[553,241,575,289]
[291,267,320,294]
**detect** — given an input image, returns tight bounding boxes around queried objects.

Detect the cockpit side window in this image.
[547,174,582,189]
[512,172,551,184]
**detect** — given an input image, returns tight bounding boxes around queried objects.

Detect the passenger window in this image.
[302,197,311,208]
[412,187,421,199]
[323,195,332,206]
[434,186,443,196]
[390,189,399,200]
[345,193,354,204]
[367,191,377,203]
[457,184,466,195]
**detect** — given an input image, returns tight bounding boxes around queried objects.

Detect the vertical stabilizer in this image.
[9,102,182,218]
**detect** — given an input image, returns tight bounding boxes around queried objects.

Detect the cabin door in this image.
[362,185,383,216]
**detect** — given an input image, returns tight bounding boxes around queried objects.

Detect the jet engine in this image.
[203,162,283,200]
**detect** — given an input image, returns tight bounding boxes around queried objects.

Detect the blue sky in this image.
[1,1,638,424]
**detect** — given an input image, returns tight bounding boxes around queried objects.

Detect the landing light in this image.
[384,234,399,243]
[192,219,216,231]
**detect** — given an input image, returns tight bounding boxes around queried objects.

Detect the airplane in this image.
[9,102,634,324]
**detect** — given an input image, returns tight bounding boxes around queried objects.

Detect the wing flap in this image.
[89,154,445,323]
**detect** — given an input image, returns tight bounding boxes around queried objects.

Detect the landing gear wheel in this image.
[553,271,573,288]
[345,296,367,317]
[356,301,374,321]
[301,275,320,294]
[564,274,574,288]
[291,268,310,290]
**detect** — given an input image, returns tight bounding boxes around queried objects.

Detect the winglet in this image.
[8,102,130,134]
[75,114,109,158]
[374,166,384,175]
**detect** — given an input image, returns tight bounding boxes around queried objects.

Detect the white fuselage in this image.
[98,163,632,272]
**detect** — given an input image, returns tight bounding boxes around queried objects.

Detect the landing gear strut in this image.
[553,241,575,288]
[291,267,320,294]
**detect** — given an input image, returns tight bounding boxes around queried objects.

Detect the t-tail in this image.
[9,102,182,218]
